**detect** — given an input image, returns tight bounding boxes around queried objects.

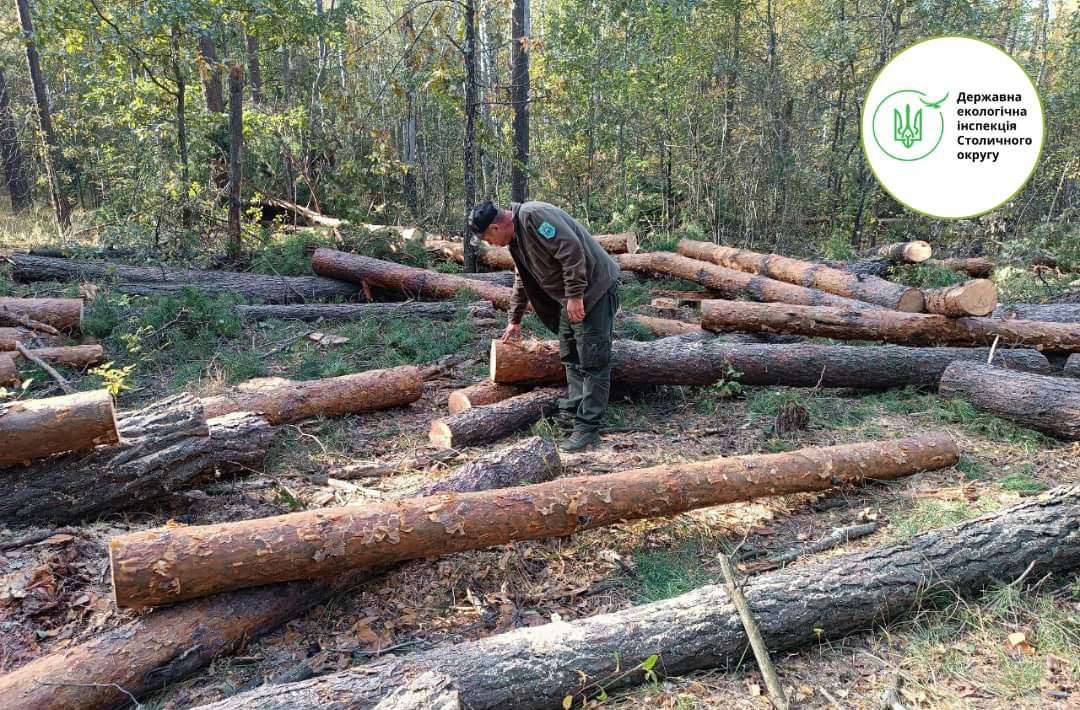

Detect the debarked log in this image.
[0,389,119,469]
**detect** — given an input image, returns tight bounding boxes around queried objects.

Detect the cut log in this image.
[447,381,528,414]
[425,239,514,270]
[0,439,560,710]
[939,362,1080,440]
[414,436,560,496]
[1065,354,1080,378]
[11,253,362,304]
[429,388,561,449]
[12,344,105,369]
[928,257,995,278]
[700,299,1080,351]
[109,434,957,607]
[0,297,82,332]
[594,232,639,254]
[616,252,880,311]
[876,241,933,263]
[0,326,63,350]
[489,337,1051,389]
[0,390,119,469]
[0,395,275,525]
[202,367,423,425]
[187,487,1080,710]
[458,271,516,287]
[994,303,1080,323]
[677,239,924,312]
[627,314,704,337]
[923,279,998,317]
[0,352,18,387]
[312,249,514,310]
[237,301,497,322]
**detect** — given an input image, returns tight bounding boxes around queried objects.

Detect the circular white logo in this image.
[862,36,1044,220]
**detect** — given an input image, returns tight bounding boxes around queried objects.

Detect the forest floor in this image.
[1,228,1079,710]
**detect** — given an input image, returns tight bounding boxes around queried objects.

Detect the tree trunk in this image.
[15,0,70,233]
[12,254,362,304]
[489,337,1051,389]
[0,390,118,469]
[510,0,529,202]
[0,395,274,525]
[0,68,31,211]
[12,343,104,369]
[700,299,1080,351]
[0,352,18,387]
[0,297,82,333]
[109,434,957,608]
[311,249,514,310]
[616,252,880,311]
[202,367,423,425]
[994,303,1080,323]
[188,487,1080,710]
[0,326,63,350]
[238,302,497,322]
[677,239,924,312]
[197,32,224,112]
[415,436,559,496]
[928,257,994,278]
[939,362,1080,440]
[923,279,998,317]
[245,33,263,104]
[462,0,479,272]
[876,241,932,263]
[228,65,244,257]
[429,387,560,448]
[447,381,528,414]
[171,22,192,229]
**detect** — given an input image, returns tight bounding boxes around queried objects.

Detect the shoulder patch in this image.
[538,221,557,239]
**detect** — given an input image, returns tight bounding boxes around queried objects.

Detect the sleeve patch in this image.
[538,221,557,239]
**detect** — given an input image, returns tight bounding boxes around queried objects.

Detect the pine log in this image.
[109,434,958,607]
[237,301,497,322]
[1065,354,1080,378]
[627,314,704,337]
[188,487,1080,710]
[0,352,18,387]
[414,436,560,496]
[202,367,423,425]
[0,439,561,710]
[10,254,362,304]
[824,257,893,279]
[594,232,639,254]
[372,672,460,710]
[0,326,63,350]
[312,249,514,309]
[994,303,1080,323]
[876,241,933,263]
[489,337,1051,389]
[677,239,924,311]
[0,297,83,332]
[616,252,880,311]
[447,381,528,414]
[429,388,561,449]
[12,344,105,369]
[700,299,1080,351]
[939,362,1080,440]
[458,271,516,287]
[424,239,514,270]
[0,395,275,525]
[928,257,995,278]
[0,390,119,469]
[923,279,998,317]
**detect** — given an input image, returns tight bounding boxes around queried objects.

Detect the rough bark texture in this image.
[876,241,932,263]
[627,314,703,337]
[489,337,1051,389]
[700,299,1080,351]
[202,367,423,425]
[227,64,243,256]
[109,434,957,608]
[238,302,496,322]
[0,297,82,332]
[447,381,528,414]
[677,239,923,311]
[0,396,274,525]
[312,249,513,309]
[1065,354,1080,378]
[0,326,63,349]
[12,343,104,369]
[414,437,560,496]
[928,257,995,278]
[12,254,362,304]
[616,252,879,311]
[825,257,893,279]
[425,239,514,270]
[0,351,18,387]
[923,279,998,317]
[457,271,516,287]
[994,303,1080,323]
[372,672,460,709]
[939,362,1080,440]
[429,388,561,449]
[0,390,119,469]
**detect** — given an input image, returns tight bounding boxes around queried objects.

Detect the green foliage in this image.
[893,263,967,289]
[250,225,428,277]
[630,539,714,603]
[892,500,980,540]
[89,361,136,395]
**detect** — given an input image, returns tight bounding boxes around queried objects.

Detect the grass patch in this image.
[745,388,879,430]
[249,225,428,276]
[997,469,1047,494]
[893,263,967,288]
[630,538,715,603]
[892,499,980,539]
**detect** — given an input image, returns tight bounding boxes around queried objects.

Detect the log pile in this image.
[923,279,998,317]
[928,256,995,278]
[0,390,119,469]
[876,240,933,264]
[0,296,83,332]
[429,388,562,448]
[994,302,1080,323]
[0,326,63,349]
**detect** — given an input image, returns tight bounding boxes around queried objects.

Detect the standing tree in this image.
[510,0,529,202]
[197,31,224,113]
[0,68,31,211]
[462,0,479,272]
[227,64,244,257]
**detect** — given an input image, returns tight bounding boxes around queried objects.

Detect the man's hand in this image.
[567,297,586,323]
[500,322,522,343]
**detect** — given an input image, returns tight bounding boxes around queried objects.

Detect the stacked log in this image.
[425,232,637,272]
[627,314,704,337]
[237,301,497,322]
[0,296,83,332]
[700,300,1080,351]
[939,362,1080,440]
[928,257,995,278]
[994,303,1080,323]
[923,279,998,317]
[429,388,562,448]
[0,326,63,349]
[0,352,17,387]
[1065,354,1080,378]
[447,381,528,414]
[109,434,958,607]
[876,241,933,264]
[0,390,119,469]
[677,239,924,311]
[12,344,105,369]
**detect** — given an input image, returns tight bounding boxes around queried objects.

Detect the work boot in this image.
[559,430,601,452]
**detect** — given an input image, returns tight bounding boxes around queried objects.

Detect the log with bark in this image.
[927,257,995,278]
[0,390,119,469]
[939,362,1080,440]
[876,241,933,264]
[202,367,424,425]
[109,434,957,607]
[447,381,528,414]
[11,253,362,304]
[426,233,638,272]
[237,301,497,322]
[0,395,275,525]
[429,388,562,449]
[923,279,998,317]
[824,257,893,279]
[0,296,83,332]
[188,487,1080,710]
[0,438,562,710]
[414,436,560,496]
[1065,354,1080,378]
[616,252,880,311]
[626,314,704,337]
[488,337,1051,389]
[0,352,18,387]
[700,300,1080,351]
[311,249,514,309]
[0,326,63,349]
[677,239,924,311]
[994,303,1080,323]
[372,672,459,710]
[11,343,105,369]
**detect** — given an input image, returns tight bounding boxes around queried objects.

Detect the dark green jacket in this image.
[508,201,620,334]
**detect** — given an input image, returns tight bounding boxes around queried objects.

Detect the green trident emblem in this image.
[893,103,923,149]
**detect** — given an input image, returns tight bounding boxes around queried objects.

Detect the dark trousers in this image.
[557,284,619,433]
